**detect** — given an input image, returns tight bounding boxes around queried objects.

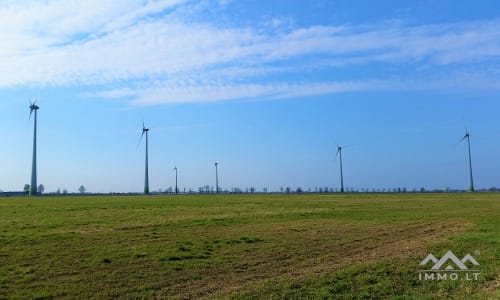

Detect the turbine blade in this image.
[137,131,145,147]
[28,98,38,119]
[28,99,33,119]
[457,135,468,144]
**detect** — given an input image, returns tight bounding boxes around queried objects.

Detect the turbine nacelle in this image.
[139,122,150,144]
[336,145,343,157]
[460,131,470,142]
[142,121,150,133]
[29,100,39,119]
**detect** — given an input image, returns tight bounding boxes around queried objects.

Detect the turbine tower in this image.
[459,131,474,192]
[140,122,150,194]
[29,100,39,196]
[215,162,219,193]
[336,145,345,193]
[173,166,178,194]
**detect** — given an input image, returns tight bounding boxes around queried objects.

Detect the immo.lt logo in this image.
[418,250,480,281]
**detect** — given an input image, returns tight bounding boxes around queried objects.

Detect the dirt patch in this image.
[484,275,500,299]
[158,218,471,299]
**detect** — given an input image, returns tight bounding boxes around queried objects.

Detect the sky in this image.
[1,0,500,193]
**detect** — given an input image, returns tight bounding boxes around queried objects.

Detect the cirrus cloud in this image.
[0,0,499,104]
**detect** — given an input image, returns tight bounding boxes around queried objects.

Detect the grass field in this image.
[0,193,498,299]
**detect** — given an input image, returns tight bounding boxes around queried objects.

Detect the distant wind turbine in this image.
[336,144,345,193]
[29,100,39,196]
[215,162,219,193]
[173,166,178,194]
[459,130,475,192]
[139,122,150,194]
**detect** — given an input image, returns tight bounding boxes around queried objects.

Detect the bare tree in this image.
[78,185,86,194]
[37,184,45,194]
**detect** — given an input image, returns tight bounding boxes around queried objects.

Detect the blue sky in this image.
[1,0,500,193]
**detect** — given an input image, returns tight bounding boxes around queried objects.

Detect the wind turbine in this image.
[214,162,219,194]
[459,131,475,192]
[173,166,178,194]
[29,100,39,196]
[336,145,345,193]
[139,122,150,194]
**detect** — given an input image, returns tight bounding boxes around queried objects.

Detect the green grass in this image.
[0,193,498,299]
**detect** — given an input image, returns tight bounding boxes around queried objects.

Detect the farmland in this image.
[0,193,498,299]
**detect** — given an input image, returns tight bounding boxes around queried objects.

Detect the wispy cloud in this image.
[95,80,387,105]
[0,0,499,104]
[94,74,500,105]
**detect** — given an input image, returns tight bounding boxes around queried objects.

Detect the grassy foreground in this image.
[0,193,498,299]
